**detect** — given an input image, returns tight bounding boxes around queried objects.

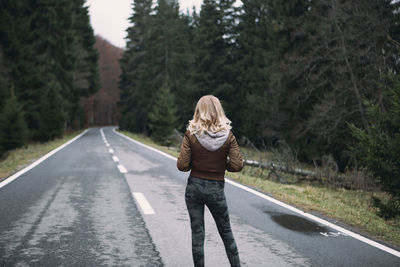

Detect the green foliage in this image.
[119,0,193,134]
[0,0,99,146]
[148,86,177,145]
[119,0,153,133]
[350,74,400,218]
[235,0,272,138]
[0,96,28,155]
[37,79,66,141]
[119,0,400,185]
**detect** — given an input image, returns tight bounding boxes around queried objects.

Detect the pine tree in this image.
[192,0,229,97]
[149,0,194,131]
[148,86,177,144]
[10,0,67,139]
[191,0,240,130]
[350,73,400,218]
[0,45,10,110]
[37,78,66,141]
[0,0,99,140]
[57,0,100,128]
[0,0,40,138]
[234,0,272,139]
[119,0,153,133]
[120,0,193,133]
[261,0,310,145]
[0,95,28,154]
[70,0,100,104]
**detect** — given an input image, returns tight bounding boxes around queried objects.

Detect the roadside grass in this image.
[118,129,400,248]
[228,170,400,247]
[0,130,84,181]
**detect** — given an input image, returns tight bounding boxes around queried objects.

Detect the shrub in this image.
[349,74,400,219]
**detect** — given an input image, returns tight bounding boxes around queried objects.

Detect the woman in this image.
[177,95,243,267]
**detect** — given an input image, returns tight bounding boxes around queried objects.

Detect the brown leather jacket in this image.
[177,130,243,181]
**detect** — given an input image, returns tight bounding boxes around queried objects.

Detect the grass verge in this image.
[0,130,84,181]
[118,129,400,248]
[228,170,400,248]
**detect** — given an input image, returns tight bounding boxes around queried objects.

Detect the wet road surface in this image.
[0,127,399,266]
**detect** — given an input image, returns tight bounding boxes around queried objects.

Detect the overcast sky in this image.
[86,0,203,48]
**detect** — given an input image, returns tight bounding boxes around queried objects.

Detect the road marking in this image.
[133,192,155,215]
[117,164,127,173]
[112,156,119,162]
[115,127,400,258]
[106,143,110,147]
[100,128,109,144]
[109,148,114,154]
[320,232,349,237]
[0,129,89,189]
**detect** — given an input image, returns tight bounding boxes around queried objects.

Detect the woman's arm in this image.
[226,133,243,172]
[177,131,192,172]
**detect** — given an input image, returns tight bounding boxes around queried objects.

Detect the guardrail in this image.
[243,159,351,186]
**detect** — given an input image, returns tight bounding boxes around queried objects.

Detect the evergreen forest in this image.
[119,0,400,217]
[0,0,99,155]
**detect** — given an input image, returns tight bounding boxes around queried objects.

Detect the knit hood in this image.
[195,130,230,151]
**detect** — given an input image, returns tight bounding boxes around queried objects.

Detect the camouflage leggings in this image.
[185,176,241,267]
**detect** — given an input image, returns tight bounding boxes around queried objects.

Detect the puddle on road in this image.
[265,211,329,235]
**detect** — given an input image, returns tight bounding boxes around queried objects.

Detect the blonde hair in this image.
[187,95,232,136]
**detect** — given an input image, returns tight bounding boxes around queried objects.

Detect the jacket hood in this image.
[195,130,230,151]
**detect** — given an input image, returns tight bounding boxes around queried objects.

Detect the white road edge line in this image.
[0,129,89,189]
[114,127,400,258]
[112,156,119,162]
[117,164,127,173]
[133,192,155,215]
[226,179,400,257]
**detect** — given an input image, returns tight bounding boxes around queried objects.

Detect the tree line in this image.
[0,0,99,156]
[119,0,400,217]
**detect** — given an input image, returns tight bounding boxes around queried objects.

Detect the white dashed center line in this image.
[109,148,114,154]
[117,164,127,173]
[133,192,155,215]
[112,156,119,162]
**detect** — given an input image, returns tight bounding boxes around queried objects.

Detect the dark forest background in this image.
[119,0,399,168]
[0,0,100,149]
[0,1,123,157]
[118,0,400,216]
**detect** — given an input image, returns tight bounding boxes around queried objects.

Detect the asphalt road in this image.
[0,127,399,266]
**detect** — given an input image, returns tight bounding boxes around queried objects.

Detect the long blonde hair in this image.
[187,95,232,136]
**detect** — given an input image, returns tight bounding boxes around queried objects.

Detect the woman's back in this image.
[178,129,242,180]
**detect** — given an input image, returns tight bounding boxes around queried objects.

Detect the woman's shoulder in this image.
[184,130,197,143]
[228,130,240,144]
